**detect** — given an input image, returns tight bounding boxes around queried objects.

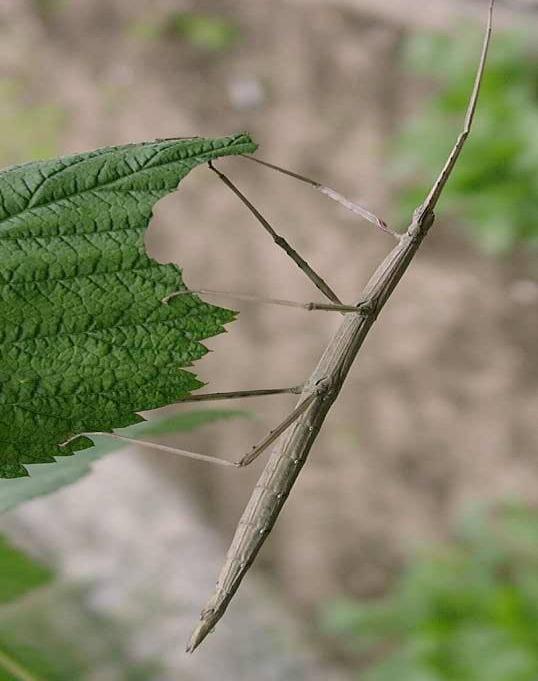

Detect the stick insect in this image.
[71,0,496,651]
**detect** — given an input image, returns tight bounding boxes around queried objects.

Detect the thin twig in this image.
[242,154,398,238]
[187,0,495,653]
[162,287,363,313]
[208,161,343,305]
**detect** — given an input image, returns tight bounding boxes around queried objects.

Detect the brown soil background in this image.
[0,0,536,677]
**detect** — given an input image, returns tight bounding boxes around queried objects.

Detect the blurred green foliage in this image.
[129,11,240,52]
[393,30,538,254]
[31,0,68,15]
[0,545,159,680]
[0,536,52,607]
[0,79,66,167]
[170,12,240,51]
[0,536,51,681]
[324,503,538,680]
[0,410,247,679]
[0,587,161,680]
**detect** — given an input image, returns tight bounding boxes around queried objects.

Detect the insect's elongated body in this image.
[188,0,494,647]
[188,220,433,648]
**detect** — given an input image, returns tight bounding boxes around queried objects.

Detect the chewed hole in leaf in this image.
[0,133,257,478]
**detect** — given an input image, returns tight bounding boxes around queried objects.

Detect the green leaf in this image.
[0,534,52,605]
[0,409,248,513]
[0,133,257,478]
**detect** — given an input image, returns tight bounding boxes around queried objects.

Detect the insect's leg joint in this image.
[409,208,435,239]
[356,297,381,320]
[313,376,335,396]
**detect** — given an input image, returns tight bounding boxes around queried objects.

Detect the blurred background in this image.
[0,0,537,679]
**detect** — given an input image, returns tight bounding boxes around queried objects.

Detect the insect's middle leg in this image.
[162,287,365,314]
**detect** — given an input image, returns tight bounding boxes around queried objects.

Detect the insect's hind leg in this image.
[235,390,319,467]
[59,384,324,470]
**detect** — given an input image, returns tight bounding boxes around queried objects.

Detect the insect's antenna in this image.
[208,161,343,305]
[242,154,398,238]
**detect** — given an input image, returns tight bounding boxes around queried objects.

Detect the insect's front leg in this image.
[162,287,365,314]
[241,154,399,238]
[208,161,343,305]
